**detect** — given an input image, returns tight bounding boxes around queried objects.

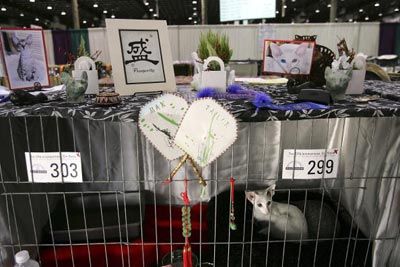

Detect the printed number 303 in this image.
[50,163,78,178]
[308,160,334,175]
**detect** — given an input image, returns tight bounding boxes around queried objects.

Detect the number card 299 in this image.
[25,152,83,183]
[282,149,339,179]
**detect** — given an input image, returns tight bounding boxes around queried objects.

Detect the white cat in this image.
[12,33,38,81]
[265,42,311,74]
[245,184,308,240]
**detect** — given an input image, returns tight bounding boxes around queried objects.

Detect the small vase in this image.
[325,67,353,101]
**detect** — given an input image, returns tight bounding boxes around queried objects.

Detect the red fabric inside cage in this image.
[40,203,208,267]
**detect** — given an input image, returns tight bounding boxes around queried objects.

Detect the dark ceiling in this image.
[0,0,399,29]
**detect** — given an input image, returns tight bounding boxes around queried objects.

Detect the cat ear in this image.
[295,43,308,56]
[245,191,256,205]
[26,34,33,45]
[12,33,19,46]
[270,43,283,58]
[266,184,276,197]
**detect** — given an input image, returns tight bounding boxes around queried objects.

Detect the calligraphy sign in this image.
[106,19,175,95]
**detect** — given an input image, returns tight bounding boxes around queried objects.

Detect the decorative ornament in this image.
[181,176,193,267]
[229,177,237,231]
[61,71,88,103]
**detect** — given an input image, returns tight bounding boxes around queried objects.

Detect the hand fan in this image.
[174,98,238,168]
[139,94,188,160]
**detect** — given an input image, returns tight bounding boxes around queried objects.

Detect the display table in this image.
[1,81,400,122]
[0,80,399,267]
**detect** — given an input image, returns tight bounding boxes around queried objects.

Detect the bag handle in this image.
[203,56,225,71]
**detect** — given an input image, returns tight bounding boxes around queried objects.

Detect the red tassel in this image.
[183,241,192,267]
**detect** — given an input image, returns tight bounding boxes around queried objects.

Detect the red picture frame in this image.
[262,39,316,76]
[0,27,50,90]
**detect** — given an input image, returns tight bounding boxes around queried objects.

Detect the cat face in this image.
[270,43,309,74]
[245,184,276,215]
[12,33,33,52]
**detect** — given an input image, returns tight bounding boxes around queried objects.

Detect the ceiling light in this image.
[111,14,115,18]
[194,21,197,24]
[276,10,279,14]
[374,3,380,7]
[1,7,6,12]
[359,9,363,12]
[188,17,192,20]
[283,5,287,9]
[83,20,87,24]
[103,10,108,14]
[193,12,197,16]
[315,9,320,13]
[149,8,153,12]
[47,6,52,10]
[35,17,39,21]
[153,13,157,17]
[61,11,66,15]
[144,2,149,6]
[349,18,353,22]
[29,0,35,2]
[379,13,383,16]
[93,3,98,8]
[327,4,331,8]
[291,0,296,2]
[365,17,369,21]
[20,13,24,16]
[192,1,197,4]
[395,8,400,12]
[193,7,197,10]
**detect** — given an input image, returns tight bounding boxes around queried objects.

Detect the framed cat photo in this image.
[0,28,50,90]
[262,39,316,76]
[106,19,176,95]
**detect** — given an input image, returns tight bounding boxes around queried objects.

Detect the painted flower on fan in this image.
[252,92,272,108]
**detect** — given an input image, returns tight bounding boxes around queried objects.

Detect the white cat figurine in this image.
[266,42,311,74]
[246,184,308,240]
[12,33,38,81]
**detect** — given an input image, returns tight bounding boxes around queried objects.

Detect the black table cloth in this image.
[0,81,399,122]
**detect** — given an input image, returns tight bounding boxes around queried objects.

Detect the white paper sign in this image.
[282,149,339,179]
[174,99,238,167]
[25,152,83,183]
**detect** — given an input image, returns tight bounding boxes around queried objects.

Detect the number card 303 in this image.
[25,152,83,183]
[282,149,339,179]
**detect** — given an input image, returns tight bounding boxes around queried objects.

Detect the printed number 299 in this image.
[50,163,78,178]
[308,160,334,175]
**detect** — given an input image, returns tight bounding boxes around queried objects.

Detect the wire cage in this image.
[0,115,399,267]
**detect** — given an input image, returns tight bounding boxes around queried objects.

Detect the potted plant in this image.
[197,30,233,70]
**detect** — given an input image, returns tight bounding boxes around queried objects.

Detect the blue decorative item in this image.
[196,87,217,98]
[227,84,244,94]
[252,92,273,108]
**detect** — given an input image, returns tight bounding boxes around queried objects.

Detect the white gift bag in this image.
[72,56,99,95]
[200,56,227,92]
[346,54,367,95]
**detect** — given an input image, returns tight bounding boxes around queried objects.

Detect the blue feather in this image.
[227,84,244,94]
[252,92,272,108]
[196,87,217,98]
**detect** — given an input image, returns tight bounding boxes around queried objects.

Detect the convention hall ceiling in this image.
[0,0,399,28]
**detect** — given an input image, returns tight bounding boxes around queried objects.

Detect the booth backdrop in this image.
[41,22,396,65]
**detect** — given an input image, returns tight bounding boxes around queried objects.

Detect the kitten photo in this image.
[12,33,38,81]
[0,29,49,89]
[263,40,315,75]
